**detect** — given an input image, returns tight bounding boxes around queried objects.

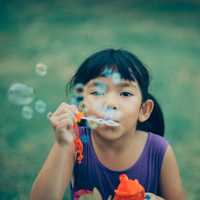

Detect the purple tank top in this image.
[70,127,168,200]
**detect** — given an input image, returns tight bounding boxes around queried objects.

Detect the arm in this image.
[30,141,75,200]
[159,145,186,200]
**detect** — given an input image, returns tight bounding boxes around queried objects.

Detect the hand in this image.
[48,103,78,146]
[145,193,165,200]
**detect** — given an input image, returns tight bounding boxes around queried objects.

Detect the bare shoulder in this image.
[160,144,186,199]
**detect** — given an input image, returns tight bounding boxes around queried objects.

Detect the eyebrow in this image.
[86,80,137,89]
[117,81,137,88]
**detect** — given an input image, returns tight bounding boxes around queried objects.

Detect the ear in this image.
[138,99,154,123]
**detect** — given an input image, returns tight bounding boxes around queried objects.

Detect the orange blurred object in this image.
[74,137,83,164]
[75,111,84,123]
[114,174,145,200]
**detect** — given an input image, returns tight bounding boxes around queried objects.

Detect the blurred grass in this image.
[0,0,200,199]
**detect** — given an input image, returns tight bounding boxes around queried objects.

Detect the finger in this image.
[54,103,72,115]
[55,119,68,129]
[57,113,74,122]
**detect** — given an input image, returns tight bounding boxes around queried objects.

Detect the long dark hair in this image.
[67,48,165,136]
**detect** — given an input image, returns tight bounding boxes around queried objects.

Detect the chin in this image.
[94,126,124,141]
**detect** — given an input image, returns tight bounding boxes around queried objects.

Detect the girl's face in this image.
[82,76,144,140]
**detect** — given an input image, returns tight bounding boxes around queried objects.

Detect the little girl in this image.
[30,49,186,200]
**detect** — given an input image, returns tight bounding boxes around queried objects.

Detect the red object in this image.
[114,174,145,200]
[72,115,84,164]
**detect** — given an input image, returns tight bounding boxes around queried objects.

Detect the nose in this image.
[104,92,119,111]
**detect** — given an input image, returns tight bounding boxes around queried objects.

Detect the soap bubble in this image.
[79,102,88,114]
[102,107,122,121]
[8,83,35,106]
[22,105,33,120]
[112,72,121,84]
[35,100,47,114]
[70,95,83,106]
[74,83,84,96]
[101,67,113,77]
[35,63,48,76]
[95,80,107,95]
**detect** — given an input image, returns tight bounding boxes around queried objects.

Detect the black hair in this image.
[67,48,165,136]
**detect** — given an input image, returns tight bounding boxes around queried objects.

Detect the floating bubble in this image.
[112,72,121,84]
[22,105,33,120]
[70,95,84,106]
[35,100,47,114]
[102,107,122,121]
[74,83,84,96]
[8,83,35,106]
[79,102,88,114]
[35,63,48,76]
[101,67,113,77]
[102,107,114,119]
[95,80,107,95]
[70,96,78,105]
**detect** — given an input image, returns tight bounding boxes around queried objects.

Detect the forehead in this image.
[85,77,138,89]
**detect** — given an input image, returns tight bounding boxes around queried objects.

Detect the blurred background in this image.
[0,0,200,199]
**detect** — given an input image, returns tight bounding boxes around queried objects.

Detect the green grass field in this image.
[0,0,200,199]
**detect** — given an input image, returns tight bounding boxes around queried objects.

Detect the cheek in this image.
[83,96,103,116]
[121,99,141,117]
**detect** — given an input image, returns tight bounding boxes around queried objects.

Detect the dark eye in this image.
[120,91,133,97]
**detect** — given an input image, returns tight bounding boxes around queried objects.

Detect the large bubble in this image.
[112,72,121,84]
[102,107,122,121]
[8,83,35,106]
[35,100,47,114]
[22,105,33,120]
[35,63,48,76]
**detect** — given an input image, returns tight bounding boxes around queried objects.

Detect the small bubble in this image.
[101,67,113,77]
[35,100,47,114]
[70,96,78,105]
[8,83,35,106]
[103,107,114,119]
[35,63,48,76]
[79,102,88,114]
[74,83,84,96]
[22,105,33,120]
[112,72,121,84]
